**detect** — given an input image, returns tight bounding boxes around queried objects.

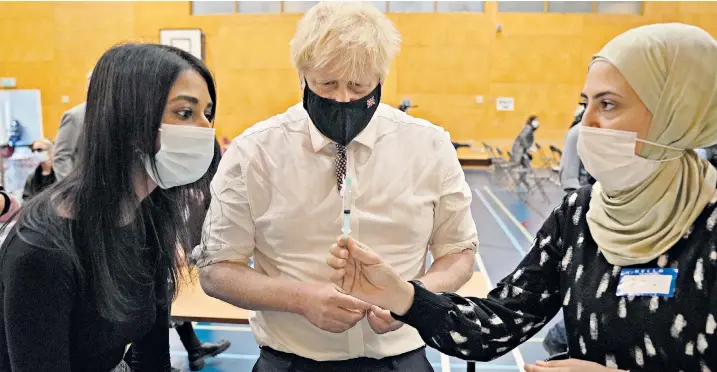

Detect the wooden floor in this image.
[168,169,567,371]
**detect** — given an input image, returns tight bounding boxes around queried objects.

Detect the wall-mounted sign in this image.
[496,97,515,111]
[160,29,204,61]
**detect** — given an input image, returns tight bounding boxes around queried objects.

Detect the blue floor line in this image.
[473,188,526,256]
[171,350,258,360]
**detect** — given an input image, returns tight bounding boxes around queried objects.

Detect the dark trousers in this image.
[252,346,434,372]
[543,319,568,356]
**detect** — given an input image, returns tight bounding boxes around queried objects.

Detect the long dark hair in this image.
[12,43,219,322]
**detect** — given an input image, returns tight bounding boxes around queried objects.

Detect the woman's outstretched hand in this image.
[326,236,415,315]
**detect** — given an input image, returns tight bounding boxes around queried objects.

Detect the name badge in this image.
[616,268,678,298]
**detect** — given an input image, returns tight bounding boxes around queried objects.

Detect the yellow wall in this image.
[1,1,717,149]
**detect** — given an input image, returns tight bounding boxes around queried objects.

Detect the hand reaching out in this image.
[367,305,404,334]
[325,236,415,315]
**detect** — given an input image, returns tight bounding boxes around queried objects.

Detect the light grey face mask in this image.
[578,126,683,192]
[144,124,216,189]
[35,151,49,163]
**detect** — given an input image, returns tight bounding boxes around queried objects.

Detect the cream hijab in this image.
[587,23,717,266]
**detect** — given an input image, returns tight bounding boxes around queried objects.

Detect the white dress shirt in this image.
[195,102,478,361]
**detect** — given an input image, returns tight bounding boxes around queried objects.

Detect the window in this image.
[189,1,643,16]
[596,1,642,14]
[283,1,318,13]
[388,1,435,13]
[547,1,593,13]
[437,1,484,13]
[498,1,544,13]
[370,1,388,12]
[191,1,235,15]
[237,1,281,13]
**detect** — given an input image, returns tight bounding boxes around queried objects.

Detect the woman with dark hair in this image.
[0,43,219,371]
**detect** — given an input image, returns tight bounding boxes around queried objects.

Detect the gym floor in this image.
[169,168,566,371]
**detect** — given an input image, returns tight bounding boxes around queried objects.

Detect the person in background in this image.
[53,71,91,181]
[559,105,594,193]
[327,23,717,372]
[511,115,539,188]
[195,3,478,372]
[0,43,220,372]
[22,138,56,201]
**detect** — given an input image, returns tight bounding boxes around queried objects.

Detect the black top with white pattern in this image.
[393,185,717,371]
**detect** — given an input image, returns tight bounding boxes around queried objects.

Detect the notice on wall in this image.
[496,97,515,111]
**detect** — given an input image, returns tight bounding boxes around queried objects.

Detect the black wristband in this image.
[411,279,426,289]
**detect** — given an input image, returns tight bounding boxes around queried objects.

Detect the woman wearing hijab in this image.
[326,23,717,372]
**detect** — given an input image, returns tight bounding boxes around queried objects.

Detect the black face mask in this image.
[303,83,382,146]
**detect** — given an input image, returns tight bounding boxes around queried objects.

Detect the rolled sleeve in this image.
[193,140,256,267]
[428,138,479,259]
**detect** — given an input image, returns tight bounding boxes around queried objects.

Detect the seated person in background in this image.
[327,23,717,372]
[0,43,220,372]
[195,3,478,372]
[22,138,56,201]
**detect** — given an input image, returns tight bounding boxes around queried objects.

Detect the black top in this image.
[22,166,56,201]
[394,185,717,371]
[0,214,170,371]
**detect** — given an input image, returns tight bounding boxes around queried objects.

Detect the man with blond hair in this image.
[196,2,478,371]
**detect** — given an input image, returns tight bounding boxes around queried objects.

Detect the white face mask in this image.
[577,126,683,191]
[35,151,49,163]
[531,120,539,129]
[144,124,216,189]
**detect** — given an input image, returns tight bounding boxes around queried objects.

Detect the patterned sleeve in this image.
[393,193,576,362]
